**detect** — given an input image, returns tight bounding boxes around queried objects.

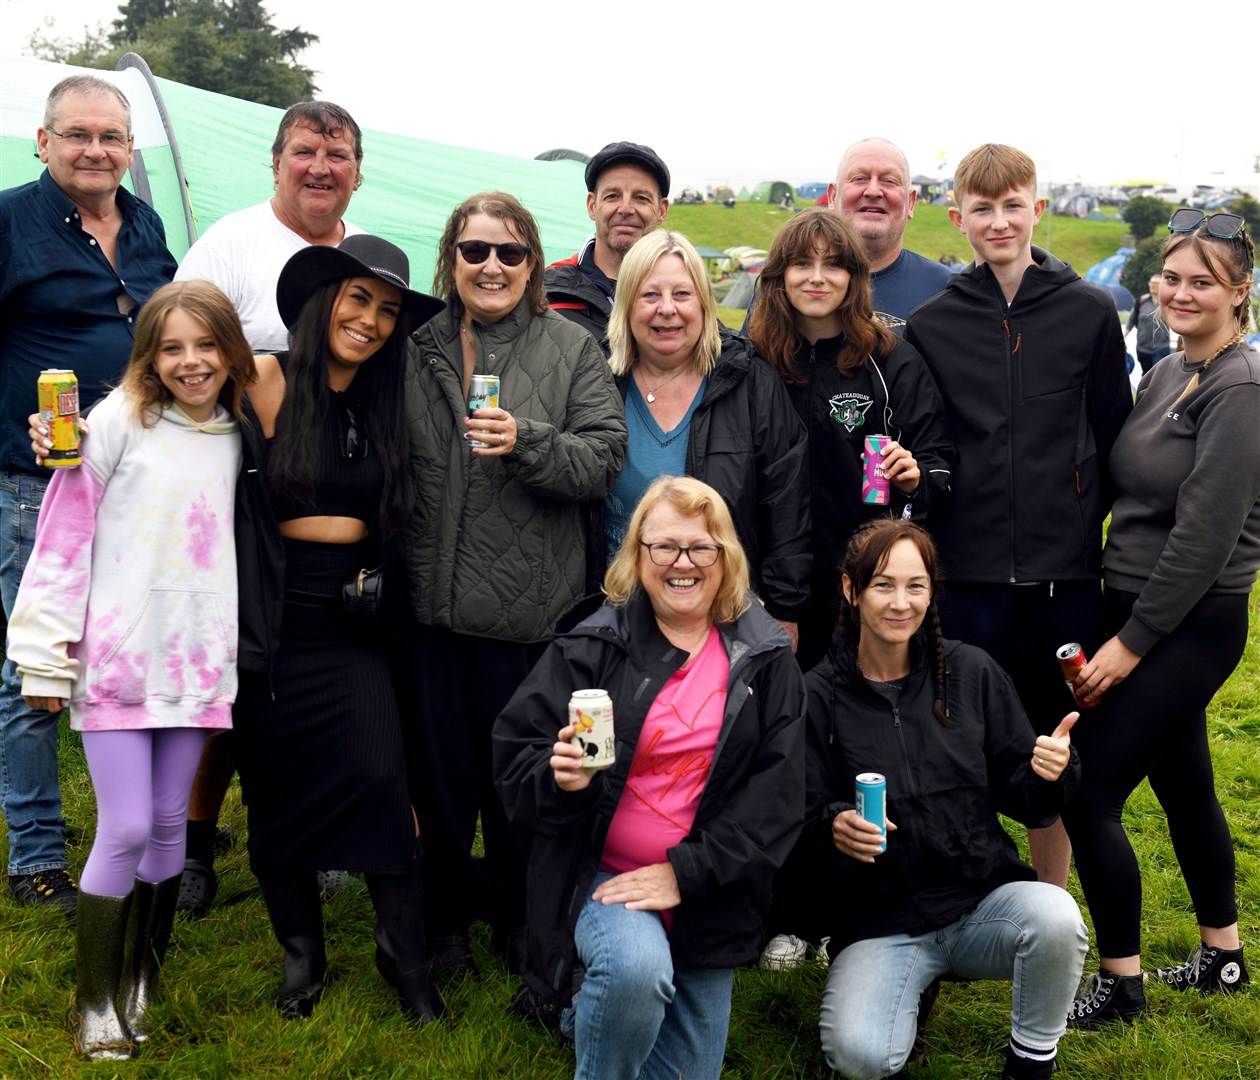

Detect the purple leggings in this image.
[80,728,209,896]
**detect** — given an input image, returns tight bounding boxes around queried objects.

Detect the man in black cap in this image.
[544,141,669,350]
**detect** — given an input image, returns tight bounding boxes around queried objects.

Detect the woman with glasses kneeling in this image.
[806,519,1086,1080]
[494,477,806,1080]
[1063,211,1259,1027]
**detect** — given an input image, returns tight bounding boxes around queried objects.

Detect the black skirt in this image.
[233,538,412,874]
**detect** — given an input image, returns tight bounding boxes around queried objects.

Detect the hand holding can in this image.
[569,689,616,769]
[466,374,501,449]
[1056,643,1099,709]
[861,436,891,505]
[855,772,887,852]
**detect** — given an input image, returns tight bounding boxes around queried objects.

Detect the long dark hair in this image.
[748,207,894,384]
[266,282,414,547]
[837,518,948,725]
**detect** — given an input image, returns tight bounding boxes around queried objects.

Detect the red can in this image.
[1056,642,1098,709]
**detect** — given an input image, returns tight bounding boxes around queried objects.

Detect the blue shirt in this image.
[0,169,177,475]
[870,248,952,333]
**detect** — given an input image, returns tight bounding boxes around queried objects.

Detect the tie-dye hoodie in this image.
[10,388,241,731]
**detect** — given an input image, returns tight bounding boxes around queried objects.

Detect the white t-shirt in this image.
[176,200,364,353]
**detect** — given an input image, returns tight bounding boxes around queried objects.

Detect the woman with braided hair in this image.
[1063,211,1260,1028]
[803,518,1087,1080]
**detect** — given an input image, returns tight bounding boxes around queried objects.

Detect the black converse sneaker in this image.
[1067,969,1147,1030]
[1152,943,1249,994]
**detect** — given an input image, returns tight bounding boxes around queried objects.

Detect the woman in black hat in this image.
[230,234,447,1024]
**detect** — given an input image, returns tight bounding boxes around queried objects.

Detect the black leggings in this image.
[1062,589,1246,958]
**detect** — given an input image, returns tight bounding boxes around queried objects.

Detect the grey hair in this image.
[44,75,132,134]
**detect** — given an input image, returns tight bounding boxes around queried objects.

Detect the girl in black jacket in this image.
[805,519,1084,1080]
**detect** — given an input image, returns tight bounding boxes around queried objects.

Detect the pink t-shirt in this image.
[601,627,730,879]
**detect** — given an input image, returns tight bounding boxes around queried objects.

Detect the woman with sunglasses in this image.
[1064,210,1259,1027]
[228,236,448,1023]
[494,476,805,1080]
[402,192,626,979]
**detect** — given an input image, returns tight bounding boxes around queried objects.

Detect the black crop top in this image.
[266,354,385,524]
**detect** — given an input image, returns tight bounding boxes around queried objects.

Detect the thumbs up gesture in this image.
[1031,712,1078,781]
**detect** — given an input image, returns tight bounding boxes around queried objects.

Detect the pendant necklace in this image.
[641,367,687,403]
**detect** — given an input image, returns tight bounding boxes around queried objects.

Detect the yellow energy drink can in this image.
[37,369,81,467]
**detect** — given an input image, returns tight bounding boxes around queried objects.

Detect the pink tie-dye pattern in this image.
[185,497,219,571]
[187,642,221,692]
[96,650,147,701]
[165,635,187,696]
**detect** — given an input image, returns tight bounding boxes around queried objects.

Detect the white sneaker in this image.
[760,934,811,971]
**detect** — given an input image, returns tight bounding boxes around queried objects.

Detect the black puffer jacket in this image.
[614,330,811,620]
[804,634,1080,956]
[905,248,1132,583]
[544,252,613,351]
[493,592,806,1000]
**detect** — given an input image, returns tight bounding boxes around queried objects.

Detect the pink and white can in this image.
[861,435,891,505]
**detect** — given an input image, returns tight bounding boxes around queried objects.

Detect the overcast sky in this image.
[5,0,1259,194]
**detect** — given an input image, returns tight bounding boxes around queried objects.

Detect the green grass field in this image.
[2,588,1257,1078]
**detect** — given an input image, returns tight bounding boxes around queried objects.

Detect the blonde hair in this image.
[607,231,722,377]
[603,476,751,624]
[120,281,256,426]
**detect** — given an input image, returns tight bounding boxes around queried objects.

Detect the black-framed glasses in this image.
[639,541,723,567]
[336,397,368,459]
[455,240,531,267]
[45,126,131,153]
[1168,208,1246,239]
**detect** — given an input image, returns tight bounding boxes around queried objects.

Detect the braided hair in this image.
[837,518,950,725]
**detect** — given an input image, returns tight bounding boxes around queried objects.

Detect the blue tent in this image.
[1082,247,1135,290]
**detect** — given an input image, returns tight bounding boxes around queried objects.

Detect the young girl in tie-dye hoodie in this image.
[10,280,255,1061]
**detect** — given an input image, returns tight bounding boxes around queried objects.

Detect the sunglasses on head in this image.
[1168,208,1247,239]
[455,240,531,267]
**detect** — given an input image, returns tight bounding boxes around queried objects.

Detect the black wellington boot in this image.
[118,875,180,1041]
[366,855,445,1025]
[257,872,327,1019]
[74,891,135,1060]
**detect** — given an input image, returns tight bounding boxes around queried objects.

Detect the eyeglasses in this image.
[455,240,531,267]
[640,541,723,567]
[336,397,368,460]
[45,126,131,153]
[1168,208,1246,239]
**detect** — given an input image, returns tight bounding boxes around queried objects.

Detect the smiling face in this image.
[454,213,534,324]
[1159,244,1248,352]
[638,501,724,631]
[272,120,360,234]
[629,253,703,371]
[37,90,133,208]
[326,276,401,379]
[845,537,932,651]
[829,140,915,267]
[949,184,1044,271]
[784,243,851,338]
[587,163,668,270]
[154,308,228,423]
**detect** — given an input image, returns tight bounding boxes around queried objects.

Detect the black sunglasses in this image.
[336,397,368,460]
[455,240,531,267]
[1168,208,1246,239]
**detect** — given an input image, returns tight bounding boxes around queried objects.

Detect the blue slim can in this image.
[855,772,887,853]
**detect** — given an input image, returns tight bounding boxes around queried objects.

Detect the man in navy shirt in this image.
[0,74,176,913]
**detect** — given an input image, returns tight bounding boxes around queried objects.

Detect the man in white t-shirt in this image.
[175,101,365,351]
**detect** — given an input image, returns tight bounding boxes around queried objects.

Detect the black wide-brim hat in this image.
[276,233,444,330]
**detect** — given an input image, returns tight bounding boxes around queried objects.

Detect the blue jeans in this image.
[0,471,67,875]
[562,871,734,1080]
[819,881,1087,1079]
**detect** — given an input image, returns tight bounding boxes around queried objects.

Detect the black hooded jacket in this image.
[905,248,1132,583]
[804,634,1080,956]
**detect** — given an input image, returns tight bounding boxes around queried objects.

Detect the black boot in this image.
[257,872,326,1019]
[74,891,135,1060]
[365,857,445,1024]
[1066,968,1147,1030]
[1152,942,1249,994]
[118,875,180,1042]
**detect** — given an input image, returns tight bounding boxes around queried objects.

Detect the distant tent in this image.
[737,186,752,202]
[721,271,757,309]
[750,181,793,204]
[1,54,593,281]
[797,182,827,200]
[535,148,590,164]
[710,185,735,203]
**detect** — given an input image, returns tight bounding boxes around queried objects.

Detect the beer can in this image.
[861,435,891,505]
[1056,642,1099,709]
[466,374,501,448]
[37,369,81,468]
[569,689,616,770]
[855,772,887,853]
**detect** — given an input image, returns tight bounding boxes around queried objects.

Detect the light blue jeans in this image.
[0,471,67,876]
[819,880,1087,1080]
[562,871,735,1080]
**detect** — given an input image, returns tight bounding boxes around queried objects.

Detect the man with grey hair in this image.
[827,137,951,330]
[0,74,176,912]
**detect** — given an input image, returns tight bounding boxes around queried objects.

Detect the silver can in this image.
[466,374,501,448]
[569,689,616,769]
